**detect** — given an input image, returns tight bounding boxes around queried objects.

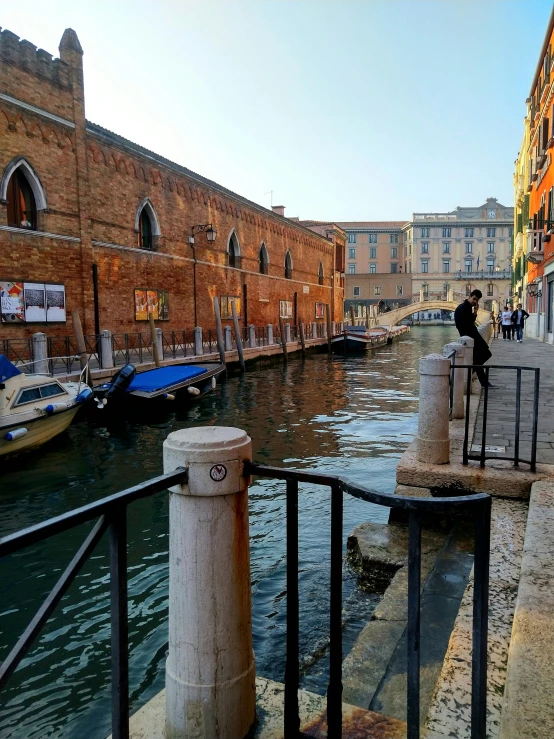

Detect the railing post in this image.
[100,330,115,369]
[416,354,450,464]
[267,323,273,345]
[285,322,292,344]
[224,325,233,352]
[155,328,164,361]
[248,324,256,348]
[163,427,255,739]
[444,342,465,419]
[32,332,48,375]
[193,327,203,356]
[311,321,317,340]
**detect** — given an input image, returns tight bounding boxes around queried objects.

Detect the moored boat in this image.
[0,355,92,457]
[331,325,390,353]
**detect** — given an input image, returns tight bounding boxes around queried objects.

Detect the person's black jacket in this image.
[511,308,529,324]
[454,300,492,365]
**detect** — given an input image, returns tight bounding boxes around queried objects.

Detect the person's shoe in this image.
[485,382,497,388]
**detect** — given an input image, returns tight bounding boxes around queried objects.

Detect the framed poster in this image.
[220,295,241,319]
[1,281,25,323]
[147,290,159,320]
[279,300,293,319]
[45,284,66,322]
[135,288,169,321]
[24,282,46,322]
[134,289,148,321]
[315,302,325,319]
[158,290,169,321]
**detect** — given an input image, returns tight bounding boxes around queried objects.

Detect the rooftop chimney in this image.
[272,205,285,217]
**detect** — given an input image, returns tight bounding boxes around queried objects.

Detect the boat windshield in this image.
[14,383,66,407]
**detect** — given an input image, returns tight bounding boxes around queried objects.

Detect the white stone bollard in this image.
[155,327,164,360]
[224,325,233,352]
[100,329,114,369]
[32,332,48,375]
[193,326,203,356]
[416,354,451,465]
[285,323,292,343]
[458,335,480,395]
[248,324,256,348]
[163,427,255,739]
[322,322,327,338]
[444,342,465,419]
[267,324,273,345]
[331,321,336,335]
[312,321,317,339]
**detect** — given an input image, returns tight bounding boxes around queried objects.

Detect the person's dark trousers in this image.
[474,365,488,387]
[511,325,516,340]
[516,325,523,341]
[502,325,511,339]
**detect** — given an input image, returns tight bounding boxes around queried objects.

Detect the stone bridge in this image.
[377,300,490,327]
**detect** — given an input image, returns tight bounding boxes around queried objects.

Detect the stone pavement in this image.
[472,336,554,465]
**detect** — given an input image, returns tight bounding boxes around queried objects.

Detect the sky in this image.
[2,0,553,221]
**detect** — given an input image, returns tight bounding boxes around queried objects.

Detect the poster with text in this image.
[221,295,241,319]
[24,282,46,322]
[135,289,148,321]
[315,303,325,319]
[147,290,159,320]
[45,284,66,322]
[279,300,293,319]
[1,281,25,323]
[158,290,169,320]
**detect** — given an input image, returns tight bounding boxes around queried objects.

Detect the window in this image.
[348,233,357,243]
[421,260,429,273]
[220,295,241,319]
[6,169,37,229]
[368,233,378,243]
[259,243,269,274]
[396,285,403,296]
[285,250,293,279]
[487,242,495,253]
[421,242,429,253]
[420,227,430,237]
[442,260,450,273]
[228,232,242,268]
[135,198,160,250]
[374,286,381,296]
[279,300,292,319]
[390,233,399,243]
[508,227,513,237]
[466,242,473,253]
[390,247,398,258]
[369,247,377,258]
[465,259,473,271]
[318,262,324,285]
[348,263,356,274]
[390,263,398,273]
[369,263,376,273]
[422,283,429,296]
[443,242,450,253]
[15,382,65,407]
[138,208,153,250]
[442,227,451,237]
[348,247,356,259]
[487,283,494,296]
[353,286,360,297]
[486,259,495,272]
[487,227,496,237]
[465,227,474,238]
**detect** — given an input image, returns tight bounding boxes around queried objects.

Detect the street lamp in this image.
[189,224,217,326]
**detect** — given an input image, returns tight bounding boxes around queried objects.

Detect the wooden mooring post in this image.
[279,316,288,363]
[350,305,356,325]
[299,321,306,357]
[72,310,91,385]
[326,304,332,353]
[149,312,161,367]
[231,300,246,373]
[213,296,226,368]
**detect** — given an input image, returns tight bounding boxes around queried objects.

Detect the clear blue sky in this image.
[2,0,552,220]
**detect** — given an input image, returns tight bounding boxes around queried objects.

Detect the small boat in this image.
[92,361,225,411]
[0,355,92,457]
[331,325,390,353]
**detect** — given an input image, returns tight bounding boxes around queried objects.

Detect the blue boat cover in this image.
[0,354,22,382]
[127,365,207,393]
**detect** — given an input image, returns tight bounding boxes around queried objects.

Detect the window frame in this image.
[13,382,67,408]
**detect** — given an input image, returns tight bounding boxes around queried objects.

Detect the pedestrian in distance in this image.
[490,311,499,339]
[454,289,495,388]
[501,305,513,340]
[511,303,529,343]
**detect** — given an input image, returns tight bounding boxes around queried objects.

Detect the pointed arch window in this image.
[259,243,269,274]
[318,261,324,286]
[139,209,152,250]
[135,198,160,251]
[1,157,47,231]
[285,251,293,280]
[227,232,241,269]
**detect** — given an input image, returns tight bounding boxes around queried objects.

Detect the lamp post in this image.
[189,224,217,327]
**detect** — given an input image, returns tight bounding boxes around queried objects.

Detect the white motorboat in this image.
[0,355,92,458]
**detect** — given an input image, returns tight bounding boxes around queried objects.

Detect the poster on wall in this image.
[279,300,293,319]
[158,290,169,321]
[0,281,25,323]
[315,303,325,319]
[147,290,159,320]
[135,288,170,321]
[134,289,148,321]
[24,283,46,322]
[45,284,66,322]
[220,295,241,319]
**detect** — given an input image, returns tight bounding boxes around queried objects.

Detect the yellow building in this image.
[512,106,531,308]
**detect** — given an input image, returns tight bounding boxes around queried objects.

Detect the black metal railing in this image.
[0,468,187,739]
[459,364,540,471]
[246,462,491,739]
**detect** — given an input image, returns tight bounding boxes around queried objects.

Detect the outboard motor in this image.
[105,364,136,400]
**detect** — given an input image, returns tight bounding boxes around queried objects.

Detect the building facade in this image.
[0,28,344,340]
[512,111,531,314]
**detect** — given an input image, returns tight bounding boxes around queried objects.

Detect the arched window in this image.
[1,157,47,231]
[227,231,241,269]
[259,243,269,275]
[135,198,160,250]
[318,261,324,285]
[285,250,293,280]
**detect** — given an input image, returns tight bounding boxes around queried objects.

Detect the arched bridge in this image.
[377,300,490,327]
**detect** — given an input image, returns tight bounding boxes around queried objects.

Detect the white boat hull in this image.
[0,405,81,457]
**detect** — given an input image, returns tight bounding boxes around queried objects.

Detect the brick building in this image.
[0,28,344,339]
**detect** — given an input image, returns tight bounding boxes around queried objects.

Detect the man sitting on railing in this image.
[454,289,495,388]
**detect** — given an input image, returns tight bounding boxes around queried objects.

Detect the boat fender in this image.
[105,364,136,399]
[46,402,68,414]
[187,386,201,396]
[76,387,93,404]
[211,377,217,389]
[163,393,175,401]
[5,427,28,441]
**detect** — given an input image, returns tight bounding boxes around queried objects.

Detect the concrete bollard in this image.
[285,322,292,343]
[331,321,336,335]
[163,427,255,739]
[458,336,480,395]
[248,324,256,348]
[193,326,203,356]
[416,354,451,465]
[32,332,49,375]
[312,321,317,339]
[323,322,327,338]
[224,325,233,352]
[155,327,164,361]
[444,342,465,419]
[267,324,273,345]
[100,330,114,369]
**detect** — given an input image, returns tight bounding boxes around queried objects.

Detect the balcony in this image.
[526,229,545,264]
[454,270,512,280]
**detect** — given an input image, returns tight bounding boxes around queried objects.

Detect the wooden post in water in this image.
[279,316,288,363]
[350,305,356,325]
[149,312,161,367]
[299,321,306,356]
[213,296,226,368]
[326,304,332,353]
[72,310,91,385]
[231,300,246,372]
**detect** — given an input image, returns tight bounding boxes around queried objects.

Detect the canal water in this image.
[0,326,457,739]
